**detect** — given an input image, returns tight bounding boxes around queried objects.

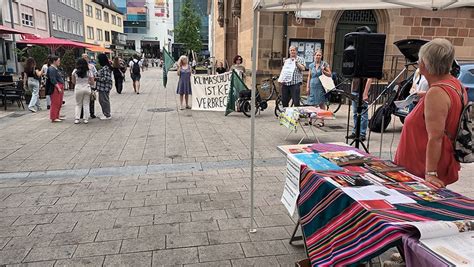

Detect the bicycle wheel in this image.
[274,96,283,117]
[242,100,258,117]
[327,101,342,114]
[259,81,274,101]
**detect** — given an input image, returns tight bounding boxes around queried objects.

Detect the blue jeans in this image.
[352,92,368,137]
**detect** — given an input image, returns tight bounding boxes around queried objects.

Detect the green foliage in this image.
[60,49,76,77]
[28,46,49,66]
[174,0,202,52]
[15,47,28,62]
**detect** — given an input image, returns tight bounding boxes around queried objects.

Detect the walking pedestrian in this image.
[96,54,113,120]
[176,55,192,110]
[80,54,97,119]
[72,58,94,124]
[23,58,42,113]
[129,54,142,94]
[46,56,64,122]
[112,57,125,94]
[40,58,50,110]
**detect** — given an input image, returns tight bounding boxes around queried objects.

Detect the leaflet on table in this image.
[281,154,303,215]
[276,144,316,156]
[319,150,372,166]
[341,185,416,204]
[402,220,474,266]
[291,153,343,172]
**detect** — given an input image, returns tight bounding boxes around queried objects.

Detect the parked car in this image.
[457,62,474,102]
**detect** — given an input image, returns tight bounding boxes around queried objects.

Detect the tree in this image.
[174,0,202,53]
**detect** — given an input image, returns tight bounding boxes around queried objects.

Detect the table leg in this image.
[289,220,303,245]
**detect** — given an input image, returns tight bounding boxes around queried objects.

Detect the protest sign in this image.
[192,72,231,111]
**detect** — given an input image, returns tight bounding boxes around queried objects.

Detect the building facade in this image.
[83,0,125,48]
[117,0,173,57]
[174,0,208,51]
[212,0,474,82]
[0,0,50,72]
[48,0,85,42]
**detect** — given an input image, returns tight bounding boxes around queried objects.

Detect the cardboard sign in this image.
[192,72,232,111]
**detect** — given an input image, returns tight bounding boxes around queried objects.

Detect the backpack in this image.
[132,61,140,75]
[444,83,474,163]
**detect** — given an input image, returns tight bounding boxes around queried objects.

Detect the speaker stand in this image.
[349,79,369,154]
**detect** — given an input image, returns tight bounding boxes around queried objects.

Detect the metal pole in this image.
[249,7,259,234]
[8,0,19,74]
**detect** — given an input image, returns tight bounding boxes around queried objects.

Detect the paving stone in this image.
[178,194,210,203]
[166,233,209,249]
[248,226,291,241]
[259,205,288,216]
[144,196,178,206]
[24,245,77,262]
[275,253,308,267]
[73,201,111,212]
[35,204,76,214]
[124,191,157,200]
[12,214,57,226]
[96,227,139,241]
[184,261,232,267]
[180,220,219,233]
[0,216,19,227]
[209,192,242,201]
[281,240,306,255]
[50,231,97,246]
[154,212,191,225]
[73,241,121,258]
[138,223,180,237]
[55,195,94,205]
[31,223,76,235]
[198,243,245,262]
[73,218,116,232]
[152,247,199,266]
[231,256,280,267]
[120,236,165,253]
[254,214,295,227]
[200,200,235,211]
[167,181,196,189]
[90,193,125,202]
[0,249,29,265]
[136,184,165,192]
[3,234,54,250]
[217,218,255,231]
[166,203,201,214]
[19,197,59,207]
[0,207,39,217]
[114,215,153,228]
[187,187,219,195]
[55,256,105,266]
[0,237,10,249]
[241,240,289,257]
[130,205,166,216]
[208,229,251,245]
[110,199,144,209]
[190,210,227,221]
[103,252,152,266]
[7,260,56,266]
[225,207,262,219]
[0,225,35,238]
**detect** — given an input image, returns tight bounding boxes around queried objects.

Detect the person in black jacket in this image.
[112,57,125,94]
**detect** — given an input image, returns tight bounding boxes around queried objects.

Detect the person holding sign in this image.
[306,50,332,127]
[176,55,193,110]
[279,46,306,107]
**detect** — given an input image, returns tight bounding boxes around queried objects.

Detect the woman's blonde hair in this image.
[178,55,188,67]
[418,38,454,76]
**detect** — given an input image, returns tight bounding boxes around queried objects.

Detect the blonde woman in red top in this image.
[395,38,467,187]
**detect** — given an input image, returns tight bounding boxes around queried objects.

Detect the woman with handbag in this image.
[23,57,43,113]
[112,57,125,94]
[306,50,332,127]
[72,58,95,124]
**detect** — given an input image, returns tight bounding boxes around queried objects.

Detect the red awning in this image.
[0,25,27,35]
[17,37,90,49]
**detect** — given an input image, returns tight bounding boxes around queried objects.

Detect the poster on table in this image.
[192,72,232,112]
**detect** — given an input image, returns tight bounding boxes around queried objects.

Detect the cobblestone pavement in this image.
[0,68,472,266]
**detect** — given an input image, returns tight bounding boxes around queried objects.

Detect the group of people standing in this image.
[22,52,146,124]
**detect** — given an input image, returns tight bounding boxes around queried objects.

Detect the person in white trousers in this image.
[71,58,95,124]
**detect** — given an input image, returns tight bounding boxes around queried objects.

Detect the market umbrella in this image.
[0,25,27,35]
[18,37,89,52]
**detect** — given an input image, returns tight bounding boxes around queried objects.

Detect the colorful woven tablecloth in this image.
[297,167,474,266]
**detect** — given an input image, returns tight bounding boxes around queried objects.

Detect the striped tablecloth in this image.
[297,167,474,266]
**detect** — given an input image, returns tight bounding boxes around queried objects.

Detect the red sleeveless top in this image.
[395,76,466,185]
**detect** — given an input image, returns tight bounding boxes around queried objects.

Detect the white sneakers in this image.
[74,119,80,124]
[100,116,112,120]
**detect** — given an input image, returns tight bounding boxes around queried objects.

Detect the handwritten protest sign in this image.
[192,72,231,111]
